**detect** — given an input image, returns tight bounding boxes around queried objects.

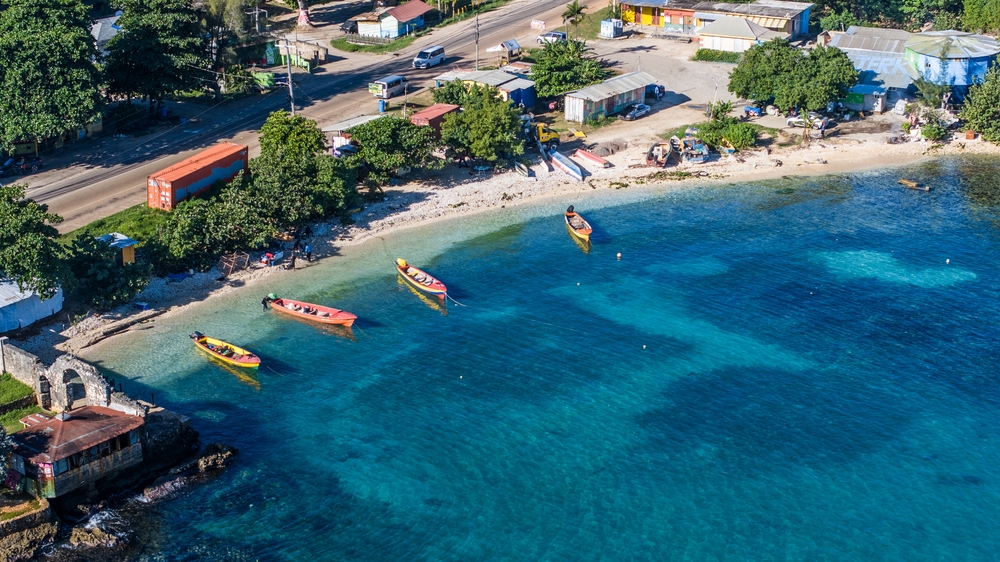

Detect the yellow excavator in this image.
[523,122,561,152]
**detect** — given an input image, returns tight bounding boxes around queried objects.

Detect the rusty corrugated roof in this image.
[409,104,460,121]
[11,406,144,464]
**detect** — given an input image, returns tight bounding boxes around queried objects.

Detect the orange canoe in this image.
[269,297,357,327]
[564,205,593,242]
[396,259,447,299]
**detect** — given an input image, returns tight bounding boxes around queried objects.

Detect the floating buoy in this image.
[577,282,581,286]
[946,259,950,264]
[460,376,463,378]
[617,252,622,260]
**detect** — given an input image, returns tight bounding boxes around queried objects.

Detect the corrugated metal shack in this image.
[0,280,63,333]
[564,71,656,123]
[409,103,460,137]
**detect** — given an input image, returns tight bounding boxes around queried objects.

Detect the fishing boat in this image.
[549,149,585,181]
[719,139,736,155]
[564,205,593,243]
[514,161,531,177]
[681,136,709,163]
[266,295,357,327]
[574,148,611,168]
[190,332,261,369]
[646,141,674,167]
[396,259,447,300]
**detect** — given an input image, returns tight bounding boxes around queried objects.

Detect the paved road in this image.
[24,0,580,232]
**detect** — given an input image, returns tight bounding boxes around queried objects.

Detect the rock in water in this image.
[197,443,238,472]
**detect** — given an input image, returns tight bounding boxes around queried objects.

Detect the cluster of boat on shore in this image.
[191,206,595,371]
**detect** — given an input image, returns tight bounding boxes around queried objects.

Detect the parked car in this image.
[340,19,357,33]
[620,103,651,121]
[644,84,665,100]
[0,156,42,177]
[536,31,567,45]
[786,112,829,129]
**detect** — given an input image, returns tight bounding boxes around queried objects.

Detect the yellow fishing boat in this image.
[190,332,261,369]
[564,205,593,244]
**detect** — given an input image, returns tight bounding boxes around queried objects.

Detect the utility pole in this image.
[403,83,409,117]
[475,11,480,70]
[284,37,295,115]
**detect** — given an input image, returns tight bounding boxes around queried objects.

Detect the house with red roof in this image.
[356,0,434,39]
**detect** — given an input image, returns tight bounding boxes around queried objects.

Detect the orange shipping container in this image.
[147,142,249,210]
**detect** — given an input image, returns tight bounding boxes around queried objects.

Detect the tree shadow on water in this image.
[636,366,911,472]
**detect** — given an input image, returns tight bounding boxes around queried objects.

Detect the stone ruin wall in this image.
[0,341,147,417]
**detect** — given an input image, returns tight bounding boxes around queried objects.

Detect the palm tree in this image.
[562,0,587,37]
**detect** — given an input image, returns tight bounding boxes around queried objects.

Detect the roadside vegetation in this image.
[812,0,999,34]
[692,49,741,63]
[329,35,417,54]
[531,40,611,98]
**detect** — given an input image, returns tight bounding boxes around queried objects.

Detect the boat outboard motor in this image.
[567,205,575,213]
[190,331,203,339]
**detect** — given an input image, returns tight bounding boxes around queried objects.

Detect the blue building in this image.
[905,31,1000,100]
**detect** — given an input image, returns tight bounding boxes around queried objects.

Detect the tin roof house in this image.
[692,0,813,37]
[564,71,657,123]
[904,30,1000,101]
[697,16,788,52]
[0,279,63,334]
[829,26,919,112]
[9,407,145,498]
[356,0,434,39]
[619,0,700,33]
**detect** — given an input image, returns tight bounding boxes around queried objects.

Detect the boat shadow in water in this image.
[398,277,448,315]
[205,356,261,389]
[566,224,591,253]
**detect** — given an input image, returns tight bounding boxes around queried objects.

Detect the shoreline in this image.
[10,133,999,361]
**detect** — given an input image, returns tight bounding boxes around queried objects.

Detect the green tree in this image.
[0,0,103,152]
[0,185,66,299]
[104,0,207,110]
[432,80,469,105]
[901,0,962,26]
[440,85,525,162]
[562,0,587,37]
[532,40,608,98]
[914,77,952,107]
[346,117,441,196]
[204,0,251,98]
[819,10,860,31]
[960,65,1000,143]
[66,235,152,310]
[729,40,857,111]
[963,0,1000,33]
[258,110,327,164]
[0,428,9,475]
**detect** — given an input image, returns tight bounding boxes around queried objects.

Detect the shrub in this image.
[692,49,741,63]
[695,119,760,151]
[66,234,152,310]
[921,121,947,141]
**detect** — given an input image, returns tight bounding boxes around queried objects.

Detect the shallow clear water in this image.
[81,156,1000,561]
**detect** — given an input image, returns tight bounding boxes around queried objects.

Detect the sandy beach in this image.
[11,125,1000,362]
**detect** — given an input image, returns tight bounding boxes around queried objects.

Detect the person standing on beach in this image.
[819,120,826,139]
[261,297,269,311]
[305,243,312,262]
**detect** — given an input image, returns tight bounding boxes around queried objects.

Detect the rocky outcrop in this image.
[143,443,238,502]
[0,522,59,562]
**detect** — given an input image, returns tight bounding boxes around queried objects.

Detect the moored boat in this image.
[266,295,357,327]
[190,332,261,369]
[549,149,585,181]
[646,141,673,167]
[396,259,447,299]
[564,205,593,243]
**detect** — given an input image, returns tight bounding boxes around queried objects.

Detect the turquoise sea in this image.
[74,156,1000,561]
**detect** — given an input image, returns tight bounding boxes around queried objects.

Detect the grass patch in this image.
[330,35,416,54]
[435,0,514,27]
[1,405,47,434]
[58,204,170,247]
[692,48,741,63]
[0,373,33,405]
[0,497,41,522]
[574,6,614,41]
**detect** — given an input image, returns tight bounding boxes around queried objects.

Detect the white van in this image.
[369,75,409,99]
[412,46,446,69]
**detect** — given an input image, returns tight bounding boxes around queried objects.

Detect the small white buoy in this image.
[642,345,646,349]
[460,376,463,379]
[577,282,581,286]
[946,259,950,264]
[617,252,622,260]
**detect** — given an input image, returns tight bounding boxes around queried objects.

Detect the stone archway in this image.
[46,355,112,412]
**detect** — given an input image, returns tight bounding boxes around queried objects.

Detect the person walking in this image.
[819,119,826,139]
[305,243,312,262]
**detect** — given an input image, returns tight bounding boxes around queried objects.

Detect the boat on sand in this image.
[564,205,593,243]
[267,295,357,327]
[549,149,585,181]
[396,259,448,300]
[190,332,260,369]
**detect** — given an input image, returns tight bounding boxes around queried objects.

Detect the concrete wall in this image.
[1,342,50,409]
[0,498,53,537]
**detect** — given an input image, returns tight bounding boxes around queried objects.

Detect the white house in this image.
[0,279,63,333]
[697,16,788,52]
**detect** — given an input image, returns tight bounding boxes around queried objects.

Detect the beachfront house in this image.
[564,71,656,123]
[904,30,1000,102]
[692,0,813,37]
[620,0,699,34]
[8,407,145,498]
[697,16,788,52]
[0,279,64,334]
[356,0,434,39]
[828,26,918,113]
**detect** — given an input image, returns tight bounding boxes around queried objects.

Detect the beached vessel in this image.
[646,141,674,167]
[267,295,357,327]
[574,149,611,168]
[515,161,531,177]
[190,332,261,369]
[396,259,448,299]
[680,136,709,163]
[564,205,593,243]
[549,149,585,181]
